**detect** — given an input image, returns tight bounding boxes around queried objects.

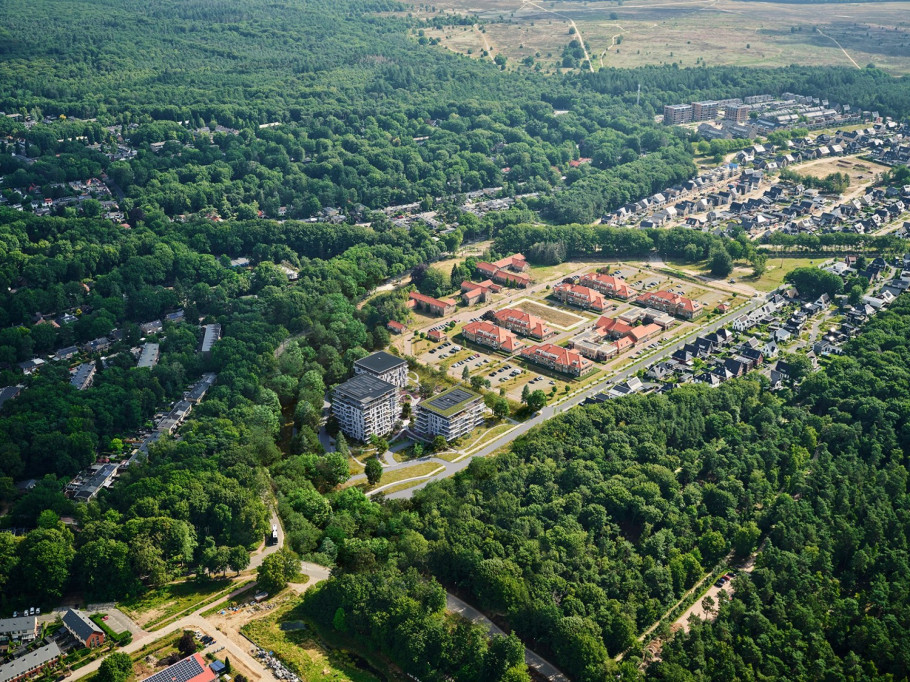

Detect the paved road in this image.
[446,593,569,682]
[248,508,283,570]
[68,583,276,682]
[386,294,769,500]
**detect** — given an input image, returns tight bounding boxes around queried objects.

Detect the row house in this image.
[554,283,607,312]
[492,308,554,340]
[462,321,521,353]
[520,343,594,377]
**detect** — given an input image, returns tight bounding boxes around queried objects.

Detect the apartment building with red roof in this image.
[409,291,457,317]
[628,323,662,344]
[476,254,532,288]
[520,343,594,377]
[594,316,634,339]
[462,321,521,352]
[492,308,554,340]
[579,273,636,300]
[554,283,607,312]
[635,290,703,320]
[461,279,502,305]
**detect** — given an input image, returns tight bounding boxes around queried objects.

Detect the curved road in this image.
[386,293,769,500]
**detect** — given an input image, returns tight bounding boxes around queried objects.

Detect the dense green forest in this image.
[300,295,910,682]
[2,0,910,678]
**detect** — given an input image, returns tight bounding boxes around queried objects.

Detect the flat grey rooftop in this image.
[355,351,406,374]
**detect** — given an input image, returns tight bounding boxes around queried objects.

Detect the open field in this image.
[241,602,381,682]
[412,0,910,75]
[119,578,245,630]
[514,298,589,329]
[791,156,890,185]
[745,256,821,291]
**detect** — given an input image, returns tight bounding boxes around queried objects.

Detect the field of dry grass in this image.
[412,0,910,75]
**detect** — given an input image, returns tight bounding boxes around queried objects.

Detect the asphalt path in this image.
[447,593,569,682]
[385,294,769,500]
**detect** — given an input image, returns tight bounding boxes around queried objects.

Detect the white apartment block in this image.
[414,387,484,442]
[353,351,408,388]
[333,374,399,442]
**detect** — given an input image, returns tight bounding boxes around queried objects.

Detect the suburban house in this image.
[462,321,521,353]
[635,291,703,319]
[137,342,160,369]
[332,374,400,442]
[492,309,554,340]
[461,279,501,305]
[140,653,218,682]
[553,283,607,312]
[579,273,636,300]
[386,320,406,334]
[353,351,408,388]
[427,329,446,342]
[520,344,594,377]
[414,386,485,441]
[62,609,105,648]
[408,291,457,317]
[0,642,61,682]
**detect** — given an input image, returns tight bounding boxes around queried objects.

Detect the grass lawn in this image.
[368,462,444,490]
[241,602,384,682]
[119,577,247,630]
[745,257,820,292]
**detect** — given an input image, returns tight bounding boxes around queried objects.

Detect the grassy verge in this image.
[241,601,385,682]
[201,583,260,617]
[119,577,249,631]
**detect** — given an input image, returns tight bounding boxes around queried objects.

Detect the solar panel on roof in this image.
[143,655,205,682]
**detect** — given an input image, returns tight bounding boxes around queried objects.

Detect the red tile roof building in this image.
[141,654,217,682]
[594,316,634,339]
[520,343,594,377]
[428,329,446,342]
[462,321,521,352]
[476,254,532,288]
[409,291,457,317]
[492,308,554,340]
[492,253,530,272]
[629,323,662,344]
[461,279,502,305]
[635,291,703,319]
[579,273,636,300]
[554,283,607,312]
[386,320,406,334]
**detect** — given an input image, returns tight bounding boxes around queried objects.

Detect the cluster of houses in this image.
[4,310,218,401]
[61,372,217,503]
[609,113,910,238]
[0,175,120,221]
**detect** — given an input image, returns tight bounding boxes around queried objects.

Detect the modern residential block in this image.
[332,374,399,442]
[414,387,484,441]
[354,351,408,388]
